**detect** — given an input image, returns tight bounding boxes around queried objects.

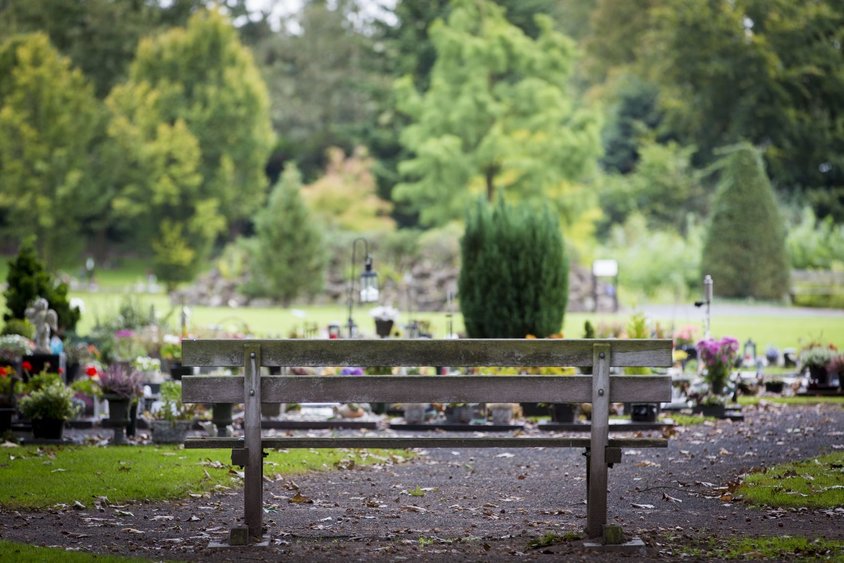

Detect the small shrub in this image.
[18,382,79,421]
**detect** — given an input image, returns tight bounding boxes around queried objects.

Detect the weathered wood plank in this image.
[242,344,263,541]
[182,339,673,368]
[183,436,669,449]
[587,343,611,538]
[181,375,672,404]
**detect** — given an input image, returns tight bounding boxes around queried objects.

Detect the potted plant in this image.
[98,363,143,444]
[799,344,838,389]
[370,306,399,338]
[150,381,196,444]
[18,381,79,439]
[160,336,192,379]
[0,334,34,373]
[0,365,18,433]
[693,336,739,413]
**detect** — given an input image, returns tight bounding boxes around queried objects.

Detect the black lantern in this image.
[346,238,379,337]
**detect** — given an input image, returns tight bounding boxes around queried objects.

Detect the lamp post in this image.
[346,238,379,337]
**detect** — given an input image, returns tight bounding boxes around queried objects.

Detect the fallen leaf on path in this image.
[662,493,682,504]
[631,503,655,509]
[289,492,314,504]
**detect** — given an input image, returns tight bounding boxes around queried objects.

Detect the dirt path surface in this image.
[1,403,842,561]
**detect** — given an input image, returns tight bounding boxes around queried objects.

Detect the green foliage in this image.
[786,207,844,270]
[599,213,703,301]
[394,0,601,227]
[1,318,33,338]
[155,381,195,422]
[0,33,100,265]
[599,75,662,174]
[598,141,706,236]
[701,144,790,299]
[246,164,327,305]
[124,8,274,228]
[3,238,80,333]
[459,198,568,338]
[18,381,79,421]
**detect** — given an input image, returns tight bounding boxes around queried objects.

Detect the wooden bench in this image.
[181,338,672,545]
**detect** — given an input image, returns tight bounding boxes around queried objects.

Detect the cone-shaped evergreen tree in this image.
[701,143,790,299]
[247,164,327,305]
[459,198,568,338]
[3,237,80,334]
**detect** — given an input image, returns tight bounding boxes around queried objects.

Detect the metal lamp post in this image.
[346,238,379,337]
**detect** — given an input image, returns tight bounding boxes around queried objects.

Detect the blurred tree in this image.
[255,0,389,183]
[122,9,274,233]
[599,75,663,174]
[647,0,844,220]
[0,0,204,98]
[701,143,790,300]
[301,147,395,234]
[105,82,224,288]
[0,33,100,266]
[245,164,327,305]
[393,0,600,227]
[598,141,705,236]
[3,237,80,334]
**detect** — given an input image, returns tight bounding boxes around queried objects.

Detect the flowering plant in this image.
[132,356,161,373]
[98,364,143,399]
[799,344,837,369]
[696,336,739,394]
[19,381,79,421]
[0,365,16,396]
[369,306,399,322]
[0,334,34,362]
[673,325,698,348]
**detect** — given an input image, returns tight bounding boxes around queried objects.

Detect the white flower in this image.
[369,306,399,322]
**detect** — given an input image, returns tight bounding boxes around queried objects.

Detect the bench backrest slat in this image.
[181,374,672,404]
[182,338,673,368]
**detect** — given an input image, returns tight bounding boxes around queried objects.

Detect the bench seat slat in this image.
[181,375,672,404]
[184,436,668,449]
[182,339,673,368]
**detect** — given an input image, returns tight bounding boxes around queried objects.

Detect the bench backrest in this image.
[181,338,673,405]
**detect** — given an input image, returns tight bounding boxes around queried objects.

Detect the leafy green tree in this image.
[124,9,274,230]
[0,33,100,266]
[105,81,224,289]
[245,164,327,305]
[3,237,80,334]
[647,0,844,220]
[459,198,568,338]
[701,143,790,299]
[393,0,600,227]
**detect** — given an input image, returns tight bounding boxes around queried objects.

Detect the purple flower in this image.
[114,329,135,338]
[340,367,364,376]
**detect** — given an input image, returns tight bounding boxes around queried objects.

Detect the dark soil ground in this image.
[1,403,842,561]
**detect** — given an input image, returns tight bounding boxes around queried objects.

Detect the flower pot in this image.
[629,403,660,423]
[445,404,473,424]
[808,365,835,389]
[151,420,192,444]
[0,406,15,433]
[764,381,785,394]
[212,403,233,437]
[403,404,426,424]
[105,395,131,445]
[490,404,514,425]
[374,319,394,338]
[549,403,577,423]
[31,418,64,440]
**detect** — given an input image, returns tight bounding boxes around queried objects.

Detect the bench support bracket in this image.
[587,343,611,538]
[242,344,264,543]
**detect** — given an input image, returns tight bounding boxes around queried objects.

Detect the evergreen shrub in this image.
[459,199,568,338]
[3,238,80,334]
[701,143,790,299]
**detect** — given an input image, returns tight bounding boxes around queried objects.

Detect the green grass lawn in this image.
[0,540,147,562]
[0,445,407,509]
[738,395,844,407]
[737,451,844,509]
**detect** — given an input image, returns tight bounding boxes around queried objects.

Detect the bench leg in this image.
[587,343,610,538]
[243,344,264,542]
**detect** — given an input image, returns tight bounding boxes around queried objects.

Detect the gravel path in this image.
[1,403,842,561]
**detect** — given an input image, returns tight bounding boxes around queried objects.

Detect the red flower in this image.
[0,366,8,377]
[21,361,33,373]
[85,365,98,378]
[58,367,64,374]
